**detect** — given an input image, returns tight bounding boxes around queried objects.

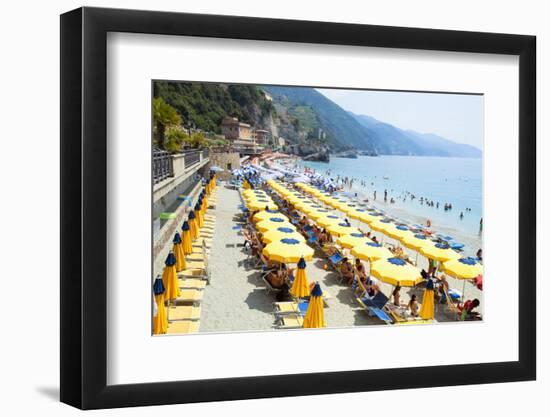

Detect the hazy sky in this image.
[317,88,484,149]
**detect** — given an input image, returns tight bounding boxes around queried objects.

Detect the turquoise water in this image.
[297,155,482,254]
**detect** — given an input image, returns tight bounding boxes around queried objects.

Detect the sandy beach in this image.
[197,182,482,333]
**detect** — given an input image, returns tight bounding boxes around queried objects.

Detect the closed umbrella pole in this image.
[291,256,310,298]
[172,232,186,272]
[153,276,168,334]
[303,283,326,328]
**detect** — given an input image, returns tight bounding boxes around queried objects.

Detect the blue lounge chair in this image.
[356,291,393,324]
[328,252,344,268]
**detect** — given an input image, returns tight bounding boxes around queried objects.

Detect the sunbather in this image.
[458,298,481,320]
[408,294,419,317]
[354,258,367,280]
[340,257,354,285]
[392,285,402,306]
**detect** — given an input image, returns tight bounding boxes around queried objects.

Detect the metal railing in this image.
[153,146,174,184]
[182,149,201,167]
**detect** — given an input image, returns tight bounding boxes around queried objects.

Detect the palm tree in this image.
[153,97,181,149]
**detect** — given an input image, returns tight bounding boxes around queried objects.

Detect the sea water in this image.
[298,155,483,255]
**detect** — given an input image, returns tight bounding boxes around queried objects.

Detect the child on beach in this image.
[408,294,419,317]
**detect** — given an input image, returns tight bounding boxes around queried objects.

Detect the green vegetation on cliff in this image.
[153,81,275,134]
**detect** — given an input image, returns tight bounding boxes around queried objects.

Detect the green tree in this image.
[185,132,208,149]
[164,126,189,153]
[153,97,181,149]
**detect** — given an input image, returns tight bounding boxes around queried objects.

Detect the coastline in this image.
[285,155,483,257]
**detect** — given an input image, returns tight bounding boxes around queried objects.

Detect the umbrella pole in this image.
[462,279,466,302]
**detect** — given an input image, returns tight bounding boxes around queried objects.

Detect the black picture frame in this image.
[60,6,536,410]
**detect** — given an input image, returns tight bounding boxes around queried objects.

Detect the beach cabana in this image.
[261,227,306,244]
[256,218,297,233]
[370,257,423,287]
[337,232,372,249]
[351,241,393,263]
[291,256,310,298]
[262,238,314,263]
[302,283,326,328]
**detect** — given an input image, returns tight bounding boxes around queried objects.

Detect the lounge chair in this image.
[273,301,309,316]
[328,251,344,269]
[166,320,200,334]
[168,305,201,321]
[356,291,393,324]
[275,314,304,329]
[179,278,207,290]
[175,289,204,304]
[262,275,283,294]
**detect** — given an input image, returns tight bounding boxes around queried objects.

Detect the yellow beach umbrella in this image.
[370,218,394,234]
[340,204,360,215]
[370,257,423,287]
[347,208,368,221]
[357,211,382,225]
[152,277,168,335]
[308,209,331,220]
[291,256,310,298]
[194,204,204,228]
[441,257,483,280]
[181,221,193,254]
[316,214,342,228]
[327,222,360,237]
[261,227,306,244]
[385,225,414,242]
[351,241,392,262]
[253,210,288,223]
[402,233,432,251]
[303,282,326,328]
[246,200,278,211]
[162,252,181,301]
[188,211,199,240]
[420,242,461,262]
[337,232,372,249]
[419,278,435,320]
[256,218,296,233]
[262,238,314,263]
[172,232,187,272]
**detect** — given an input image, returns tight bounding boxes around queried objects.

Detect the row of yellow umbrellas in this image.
[265,181,326,328]
[293,182,483,283]
[154,184,213,334]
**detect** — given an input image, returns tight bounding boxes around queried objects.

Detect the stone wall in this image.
[207,151,241,180]
[153,180,203,279]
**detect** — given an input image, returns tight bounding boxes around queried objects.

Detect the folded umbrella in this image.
[152,276,168,335]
